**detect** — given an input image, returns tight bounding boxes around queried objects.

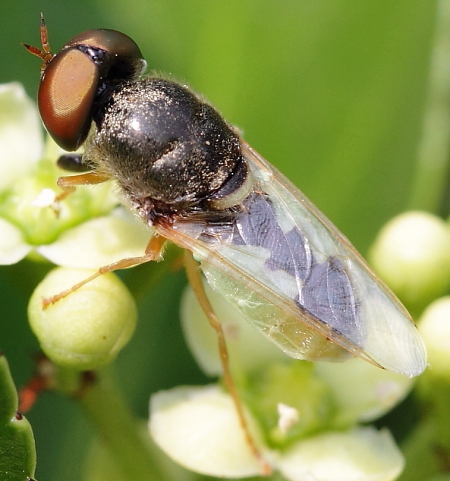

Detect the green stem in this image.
[409,2,450,214]
[78,369,165,481]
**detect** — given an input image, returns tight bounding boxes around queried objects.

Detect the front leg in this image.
[56,171,112,202]
[42,235,167,308]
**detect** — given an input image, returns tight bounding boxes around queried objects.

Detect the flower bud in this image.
[418,296,450,381]
[28,267,137,370]
[369,211,450,311]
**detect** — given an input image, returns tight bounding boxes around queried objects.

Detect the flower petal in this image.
[0,83,43,191]
[37,209,152,269]
[149,385,266,478]
[0,218,31,265]
[277,427,404,481]
[314,358,413,426]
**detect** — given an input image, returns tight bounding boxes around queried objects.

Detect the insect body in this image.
[25,21,426,380]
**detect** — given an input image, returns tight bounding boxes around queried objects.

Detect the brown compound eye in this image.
[25,21,145,151]
[38,46,99,151]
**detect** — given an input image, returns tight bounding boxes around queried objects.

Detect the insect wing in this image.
[241,143,426,375]
[158,142,426,377]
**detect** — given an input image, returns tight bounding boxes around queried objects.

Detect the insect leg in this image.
[184,251,272,475]
[56,171,112,202]
[42,235,167,308]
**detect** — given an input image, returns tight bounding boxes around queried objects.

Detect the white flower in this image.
[149,385,404,481]
[277,426,404,481]
[150,385,267,478]
[147,281,415,480]
[181,281,414,426]
[0,82,151,269]
[0,82,43,191]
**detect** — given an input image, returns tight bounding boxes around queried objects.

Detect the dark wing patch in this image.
[302,257,361,343]
[229,193,362,346]
[231,193,311,281]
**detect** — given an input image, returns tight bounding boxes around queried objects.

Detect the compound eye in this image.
[66,29,144,62]
[38,47,99,151]
[37,29,145,151]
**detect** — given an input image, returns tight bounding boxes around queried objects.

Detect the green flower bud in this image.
[418,296,450,381]
[369,211,450,312]
[28,267,137,370]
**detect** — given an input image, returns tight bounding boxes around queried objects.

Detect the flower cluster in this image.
[147,280,412,480]
[0,82,149,369]
[370,212,450,384]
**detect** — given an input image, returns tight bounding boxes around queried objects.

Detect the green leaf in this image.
[0,353,37,481]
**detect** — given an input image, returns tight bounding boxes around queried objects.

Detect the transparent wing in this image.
[157,142,426,377]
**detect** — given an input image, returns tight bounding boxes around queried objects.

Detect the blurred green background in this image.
[0,1,438,480]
